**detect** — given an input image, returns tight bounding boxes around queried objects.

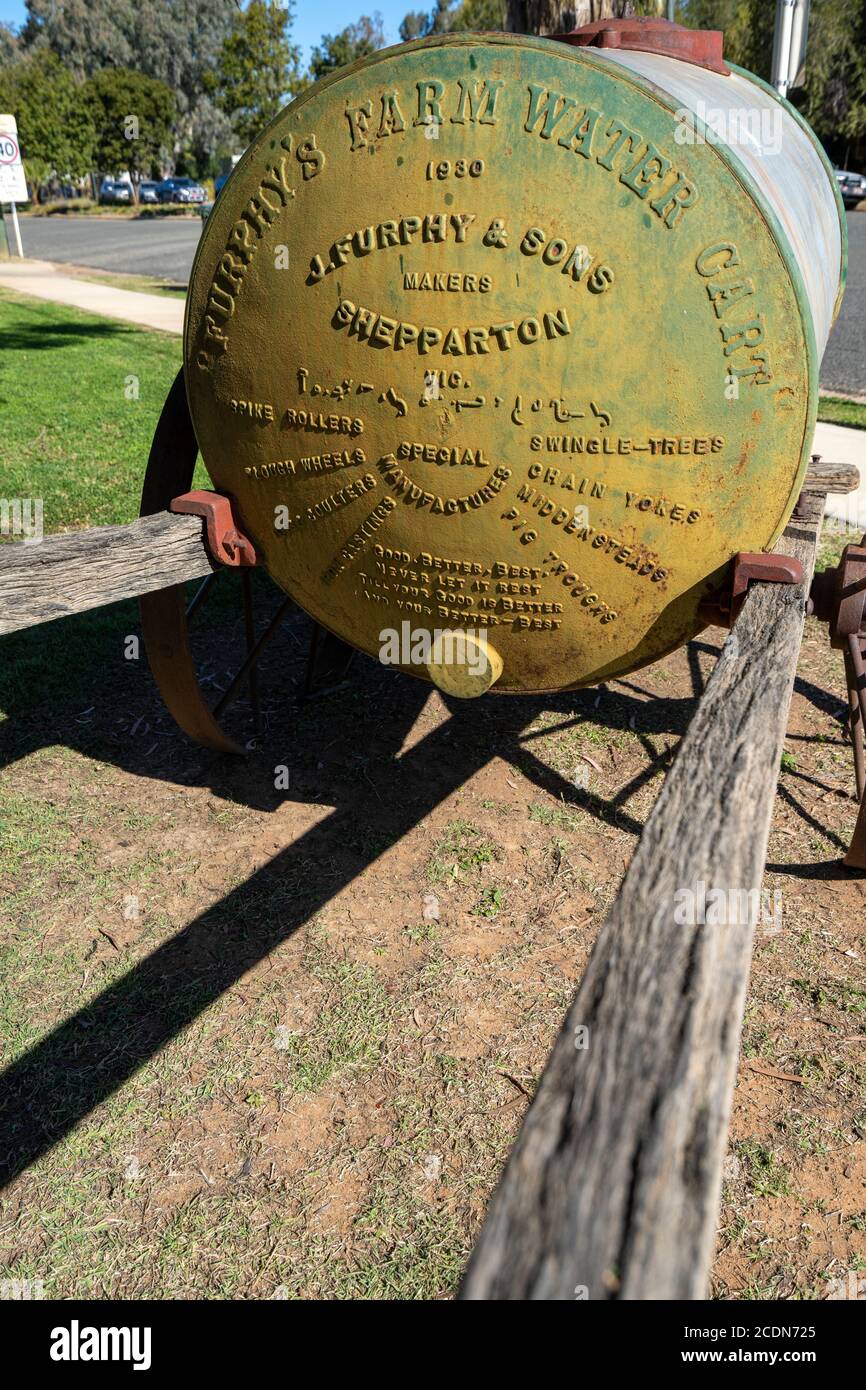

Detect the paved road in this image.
[12,210,866,395]
[15,214,203,285]
[823,212,866,397]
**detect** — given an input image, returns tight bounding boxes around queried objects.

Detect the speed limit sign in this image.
[0,115,28,202]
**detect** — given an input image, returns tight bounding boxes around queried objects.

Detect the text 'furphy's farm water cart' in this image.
[186,22,830,702]
[0,19,862,1298]
[136,21,863,855]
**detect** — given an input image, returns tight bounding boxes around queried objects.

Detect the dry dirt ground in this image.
[1,537,865,1300]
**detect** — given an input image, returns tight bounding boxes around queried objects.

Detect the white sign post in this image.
[0,114,27,257]
[771,0,811,97]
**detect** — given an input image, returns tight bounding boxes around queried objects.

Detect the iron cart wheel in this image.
[138,370,354,752]
[138,369,290,753]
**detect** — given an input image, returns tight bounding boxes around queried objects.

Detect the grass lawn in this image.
[817,395,866,430]
[0,288,235,732]
[0,288,182,532]
[26,202,204,220]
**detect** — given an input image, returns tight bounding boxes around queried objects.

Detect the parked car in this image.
[200,161,244,220]
[99,177,132,205]
[138,181,160,204]
[835,169,866,208]
[157,176,206,205]
[37,181,80,203]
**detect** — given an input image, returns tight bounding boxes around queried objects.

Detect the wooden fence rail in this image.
[0,511,214,637]
[460,505,823,1300]
[0,459,856,641]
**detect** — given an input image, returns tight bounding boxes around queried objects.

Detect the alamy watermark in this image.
[826,1270,866,1300]
[50,1322,151,1370]
[674,102,783,157]
[379,622,488,676]
[1,1278,44,1299]
[673,880,783,934]
[0,497,43,544]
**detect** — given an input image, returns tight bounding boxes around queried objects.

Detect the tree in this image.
[84,67,175,193]
[401,0,506,37]
[504,1,662,36]
[449,0,507,32]
[788,0,866,158]
[22,0,232,94]
[400,0,455,41]
[21,0,136,77]
[214,0,303,147]
[676,0,738,29]
[22,0,236,171]
[178,102,237,182]
[677,0,866,157]
[0,50,95,193]
[130,0,240,166]
[677,1,772,76]
[0,22,21,65]
[402,0,659,40]
[309,14,387,81]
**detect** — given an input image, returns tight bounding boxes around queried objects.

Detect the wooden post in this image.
[461,504,824,1301]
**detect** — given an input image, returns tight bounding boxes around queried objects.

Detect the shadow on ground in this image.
[0,589,856,1185]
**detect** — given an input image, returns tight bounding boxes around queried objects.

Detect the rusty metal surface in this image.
[807,536,866,869]
[699,550,804,629]
[560,18,728,76]
[170,490,258,568]
[844,635,866,871]
[810,538,866,649]
[184,32,831,695]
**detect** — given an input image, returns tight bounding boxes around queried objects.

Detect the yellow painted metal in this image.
[426,630,504,697]
[185,32,821,694]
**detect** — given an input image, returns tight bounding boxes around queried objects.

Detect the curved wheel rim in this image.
[138,368,245,755]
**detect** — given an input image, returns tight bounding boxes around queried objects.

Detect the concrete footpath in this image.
[0,256,183,334]
[813,420,866,529]
[2,255,865,524]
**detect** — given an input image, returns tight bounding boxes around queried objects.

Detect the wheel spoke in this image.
[186,571,220,622]
[214,595,293,719]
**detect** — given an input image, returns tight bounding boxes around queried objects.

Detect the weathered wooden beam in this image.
[0,457,853,641]
[804,458,859,494]
[461,507,824,1301]
[0,512,215,636]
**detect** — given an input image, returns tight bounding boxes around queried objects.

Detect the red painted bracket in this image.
[699,552,804,629]
[557,17,729,76]
[169,490,257,568]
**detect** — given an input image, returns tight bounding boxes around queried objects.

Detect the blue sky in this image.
[0,2,413,65]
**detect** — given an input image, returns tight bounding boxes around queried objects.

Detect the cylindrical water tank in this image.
[185,24,846,695]
[568,35,844,357]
